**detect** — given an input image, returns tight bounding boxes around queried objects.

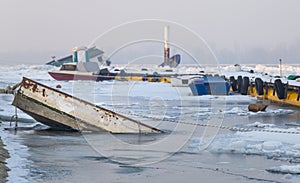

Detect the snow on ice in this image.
[189,121,300,163]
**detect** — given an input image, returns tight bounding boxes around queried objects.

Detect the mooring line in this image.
[114,109,300,135]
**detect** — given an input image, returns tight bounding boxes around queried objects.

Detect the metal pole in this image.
[279,59,282,77]
[164,26,169,66]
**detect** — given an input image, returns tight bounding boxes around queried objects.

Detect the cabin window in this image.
[182,79,188,84]
[60,65,77,71]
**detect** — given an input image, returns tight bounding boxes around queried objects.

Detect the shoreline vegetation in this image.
[0,136,9,183]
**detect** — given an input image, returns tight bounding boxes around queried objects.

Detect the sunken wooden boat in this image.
[12,77,161,133]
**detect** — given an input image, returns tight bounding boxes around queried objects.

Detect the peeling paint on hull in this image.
[12,77,162,133]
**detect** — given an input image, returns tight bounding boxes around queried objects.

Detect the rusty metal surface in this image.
[12,77,161,133]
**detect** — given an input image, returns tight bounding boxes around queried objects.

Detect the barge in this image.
[228,75,300,107]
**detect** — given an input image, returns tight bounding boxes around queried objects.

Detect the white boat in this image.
[170,76,190,87]
[170,75,204,87]
[12,77,161,133]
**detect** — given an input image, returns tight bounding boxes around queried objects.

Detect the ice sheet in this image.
[189,122,300,163]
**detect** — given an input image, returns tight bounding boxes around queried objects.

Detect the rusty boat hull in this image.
[12,77,161,133]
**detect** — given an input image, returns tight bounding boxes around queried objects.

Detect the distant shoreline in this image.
[0,135,9,183]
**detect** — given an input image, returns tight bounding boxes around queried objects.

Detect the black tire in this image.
[142,76,148,81]
[274,79,285,99]
[237,76,243,93]
[229,76,237,92]
[241,77,249,95]
[255,78,264,95]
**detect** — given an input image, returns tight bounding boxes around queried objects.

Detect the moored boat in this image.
[170,75,204,87]
[48,47,117,81]
[225,66,300,107]
[171,76,192,87]
[189,75,230,96]
[48,62,115,81]
[249,78,300,107]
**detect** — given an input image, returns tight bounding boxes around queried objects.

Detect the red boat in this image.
[48,62,115,82]
[48,46,117,81]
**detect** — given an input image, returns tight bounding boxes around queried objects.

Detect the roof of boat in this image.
[46,47,104,66]
[192,75,228,83]
[62,62,77,66]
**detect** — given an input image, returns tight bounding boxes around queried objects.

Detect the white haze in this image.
[0,0,300,65]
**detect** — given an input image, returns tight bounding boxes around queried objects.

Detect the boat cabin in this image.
[60,63,77,71]
[59,62,100,74]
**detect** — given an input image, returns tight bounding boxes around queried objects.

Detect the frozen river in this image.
[1,64,300,182]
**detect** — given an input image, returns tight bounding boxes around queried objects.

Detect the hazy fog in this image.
[0,0,300,65]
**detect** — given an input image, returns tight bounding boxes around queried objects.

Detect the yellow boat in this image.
[229,75,300,107]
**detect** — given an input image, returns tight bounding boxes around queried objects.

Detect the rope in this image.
[9,107,18,129]
[113,109,300,135]
[9,88,19,129]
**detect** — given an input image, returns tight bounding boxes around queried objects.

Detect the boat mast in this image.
[164,26,170,66]
[72,47,78,62]
[72,46,89,62]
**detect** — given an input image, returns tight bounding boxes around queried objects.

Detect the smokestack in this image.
[164,26,168,49]
[164,26,170,66]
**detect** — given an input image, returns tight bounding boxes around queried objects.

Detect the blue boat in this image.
[189,76,230,96]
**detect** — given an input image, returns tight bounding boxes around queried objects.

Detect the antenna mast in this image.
[164,26,170,66]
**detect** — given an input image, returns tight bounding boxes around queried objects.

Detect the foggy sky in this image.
[1,0,300,65]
